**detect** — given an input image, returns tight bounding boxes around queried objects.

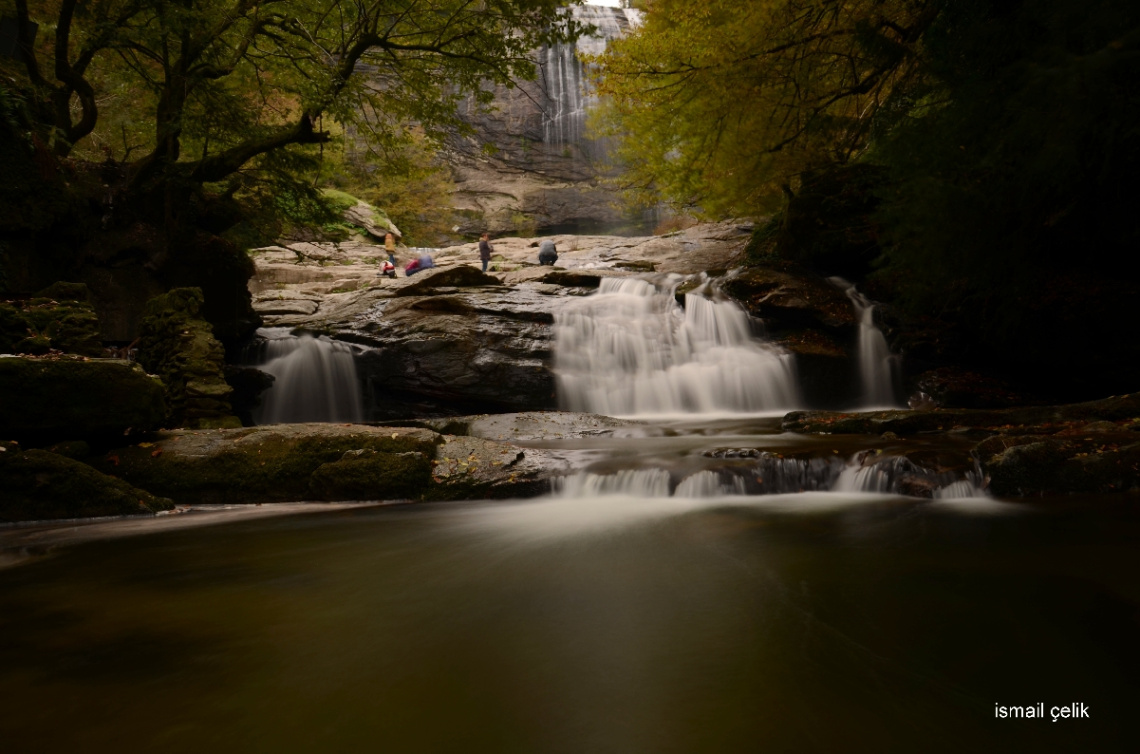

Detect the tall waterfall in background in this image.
[253,328,364,424]
[541,5,642,153]
[554,277,801,417]
[831,278,900,408]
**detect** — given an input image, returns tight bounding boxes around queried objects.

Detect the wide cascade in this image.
[554,277,801,417]
[252,328,364,424]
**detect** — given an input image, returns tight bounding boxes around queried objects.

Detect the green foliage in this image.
[7,0,585,234]
[744,217,782,264]
[319,129,456,244]
[592,0,934,217]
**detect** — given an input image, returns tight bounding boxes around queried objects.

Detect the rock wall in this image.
[448,5,645,236]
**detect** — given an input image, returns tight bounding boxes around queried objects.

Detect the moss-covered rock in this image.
[97,424,441,504]
[425,434,550,500]
[978,434,1140,497]
[136,287,240,428]
[91,422,566,504]
[0,449,174,522]
[0,357,166,445]
[309,450,433,500]
[0,283,103,357]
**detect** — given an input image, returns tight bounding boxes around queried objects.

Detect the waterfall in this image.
[252,328,364,424]
[830,278,900,408]
[553,276,802,417]
[541,5,642,152]
[554,452,988,500]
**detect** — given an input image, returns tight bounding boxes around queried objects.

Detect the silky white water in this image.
[541,5,641,150]
[253,328,364,424]
[831,277,900,408]
[553,277,801,417]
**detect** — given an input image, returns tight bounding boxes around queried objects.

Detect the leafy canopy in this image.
[591,0,936,217]
[7,0,586,192]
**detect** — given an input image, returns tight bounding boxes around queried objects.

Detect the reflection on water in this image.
[1,497,1138,753]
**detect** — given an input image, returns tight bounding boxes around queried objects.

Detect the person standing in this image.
[478,232,493,272]
[384,232,397,265]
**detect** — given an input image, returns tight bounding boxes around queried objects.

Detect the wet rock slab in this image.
[782,394,1140,436]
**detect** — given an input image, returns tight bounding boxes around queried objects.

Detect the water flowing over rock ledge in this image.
[246,223,897,416]
[783,394,1140,496]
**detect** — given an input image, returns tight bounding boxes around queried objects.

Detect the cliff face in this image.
[448,5,644,236]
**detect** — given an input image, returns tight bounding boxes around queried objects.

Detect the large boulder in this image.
[136,288,241,429]
[0,445,173,523]
[975,429,1140,497]
[91,422,567,504]
[722,263,859,408]
[0,357,166,445]
[96,424,441,504]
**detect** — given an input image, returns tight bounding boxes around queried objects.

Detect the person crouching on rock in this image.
[405,252,434,276]
[538,239,558,266]
[380,259,397,279]
[478,232,494,272]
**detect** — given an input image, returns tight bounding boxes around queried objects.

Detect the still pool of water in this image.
[1,495,1138,753]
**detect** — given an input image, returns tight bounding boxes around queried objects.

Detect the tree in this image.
[7,0,585,222]
[591,0,938,217]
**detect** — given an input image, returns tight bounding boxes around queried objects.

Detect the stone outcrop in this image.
[782,393,1140,436]
[136,288,242,429]
[88,418,583,506]
[341,200,402,241]
[781,393,1140,496]
[0,443,174,523]
[248,223,756,416]
[720,263,861,408]
[0,356,166,446]
[447,5,643,235]
[0,282,104,356]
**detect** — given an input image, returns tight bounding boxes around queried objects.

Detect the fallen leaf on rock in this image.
[151,449,163,458]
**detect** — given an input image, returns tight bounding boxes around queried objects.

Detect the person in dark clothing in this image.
[538,239,558,266]
[478,232,493,272]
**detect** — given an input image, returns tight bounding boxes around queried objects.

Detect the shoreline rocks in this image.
[782,394,1140,497]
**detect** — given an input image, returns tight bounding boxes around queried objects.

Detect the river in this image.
[3,270,1138,751]
[1,415,1138,752]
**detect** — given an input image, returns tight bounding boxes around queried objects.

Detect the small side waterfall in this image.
[252,328,364,424]
[830,278,900,408]
[553,277,801,417]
